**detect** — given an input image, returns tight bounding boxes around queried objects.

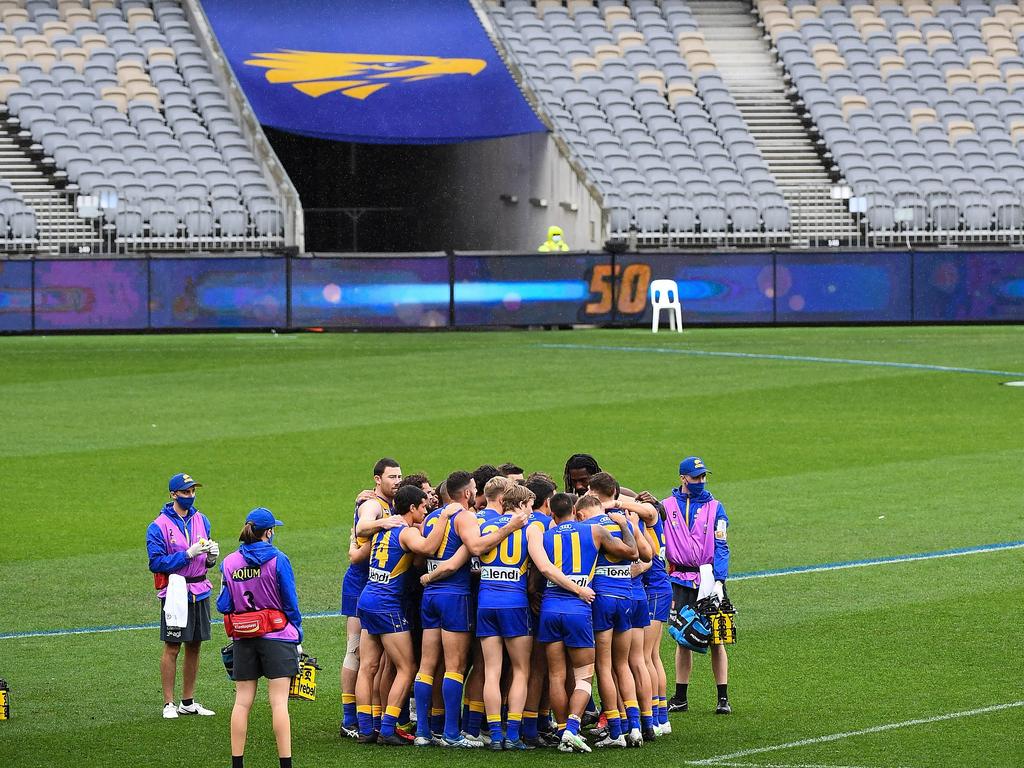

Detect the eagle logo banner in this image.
[245,50,487,100]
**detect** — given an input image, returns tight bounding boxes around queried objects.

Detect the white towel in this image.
[696,564,716,601]
[164,574,189,629]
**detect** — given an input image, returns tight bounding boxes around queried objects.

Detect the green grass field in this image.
[1,327,1022,768]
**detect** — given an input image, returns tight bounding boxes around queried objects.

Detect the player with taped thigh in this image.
[340,458,403,737]
[412,471,527,748]
[574,490,644,747]
[476,483,535,750]
[355,486,454,745]
[528,493,599,753]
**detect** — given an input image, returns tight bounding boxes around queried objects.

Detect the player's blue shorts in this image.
[357,606,409,636]
[592,594,631,633]
[341,567,367,617]
[477,605,532,638]
[646,588,672,623]
[537,609,594,648]
[421,592,472,632]
[630,597,651,629]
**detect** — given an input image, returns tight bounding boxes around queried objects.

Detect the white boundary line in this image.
[705,762,898,768]
[688,701,1024,765]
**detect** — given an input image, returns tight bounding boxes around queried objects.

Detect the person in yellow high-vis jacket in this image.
[538,225,570,252]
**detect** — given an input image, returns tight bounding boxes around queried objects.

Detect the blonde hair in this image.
[574,495,603,515]
[483,475,515,502]
[501,483,535,512]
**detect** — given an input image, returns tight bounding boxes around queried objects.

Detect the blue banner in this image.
[914,251,1024,321]
[201,0,546,144]
[776,252,911,322]
[33,260,148,331]
[291,256,450,327]
[454,254,606,326]
[150,258,287,329]
[0,260,32,332]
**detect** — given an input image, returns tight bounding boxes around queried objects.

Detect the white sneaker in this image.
[660,721,672,735]
[177,701,215,716]
[558,732,592,753]
[626,728,644,747]
[595,734,627,748]
[460,731,485,746]
[162,703,179,719]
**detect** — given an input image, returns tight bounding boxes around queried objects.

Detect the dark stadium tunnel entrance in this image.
[266,129,452,252]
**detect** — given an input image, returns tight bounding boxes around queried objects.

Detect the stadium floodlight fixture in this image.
[529,197,548,208]
[499,193,519,204]
[559,201,579,212]
[848,196,867,214]
[830,184,852,200]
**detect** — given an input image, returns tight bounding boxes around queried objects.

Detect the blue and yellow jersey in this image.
[631,519,648,599]
[345,495,392,581]
[359,524,412,612]
[528,510,553,534]
[477,514,529,609]
[477,507,500,522]
[540,521,598,614]
[423,506,472,595]
[582,512,633,599]
[643,514,671,593]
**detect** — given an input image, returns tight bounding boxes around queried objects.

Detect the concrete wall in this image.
[432,132,605,252]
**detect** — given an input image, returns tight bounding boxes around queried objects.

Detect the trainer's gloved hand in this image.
[186,541,207,559]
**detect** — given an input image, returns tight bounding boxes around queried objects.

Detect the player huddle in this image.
[339,458,675,752]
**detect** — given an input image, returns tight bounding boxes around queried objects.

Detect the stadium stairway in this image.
[0,117,99,253]
[690,0,858,245]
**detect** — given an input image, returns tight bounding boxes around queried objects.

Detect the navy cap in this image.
[169,473,202,492]
[679,457,710,477]
[246,507,284,529]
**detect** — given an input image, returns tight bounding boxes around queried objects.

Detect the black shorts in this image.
[670,583,729,622]
[160,597,211,644]
[232,638,300,681]
[670,584,698,622]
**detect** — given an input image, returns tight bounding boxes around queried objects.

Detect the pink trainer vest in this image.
[661,494,718,585]
[221,550,299,642]
[152,511,212,600]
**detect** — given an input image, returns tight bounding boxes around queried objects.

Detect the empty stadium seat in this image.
[0,0,285,249]
[485,0,789,242]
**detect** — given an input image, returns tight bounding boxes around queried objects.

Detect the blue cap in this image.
[169,473,202,492]
[679,457,710,477]
[246,507,284,529]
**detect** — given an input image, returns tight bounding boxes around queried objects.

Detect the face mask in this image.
[176,495,195,511]
[685,480,705,496]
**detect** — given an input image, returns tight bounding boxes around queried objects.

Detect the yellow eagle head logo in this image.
[244,50,487,100]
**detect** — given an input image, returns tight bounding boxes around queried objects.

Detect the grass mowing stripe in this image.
[688,701,1024,765]
[536,343,1024,378]
[4,541,1019,641]
[730,540,1024,581]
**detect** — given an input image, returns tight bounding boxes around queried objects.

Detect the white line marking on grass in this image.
[688,701,1024,765]
[3,542,1021,641]
[735,765,869,768]
[536,343,1024,378]
[730,541,1024,582]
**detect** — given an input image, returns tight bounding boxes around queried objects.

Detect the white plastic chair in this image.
[650,278,682,333]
